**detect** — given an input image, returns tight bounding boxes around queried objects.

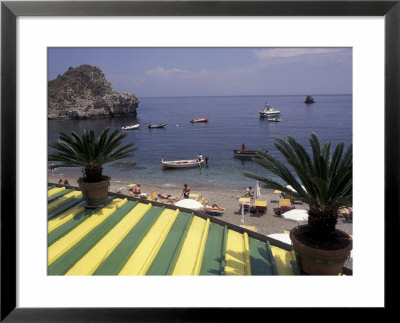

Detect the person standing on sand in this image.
[183,184,190,199]
[49,162,55,173]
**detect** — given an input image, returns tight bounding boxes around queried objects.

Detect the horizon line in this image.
[138,93,352,99]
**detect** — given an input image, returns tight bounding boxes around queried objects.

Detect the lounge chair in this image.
[255,200,267,214]
[239,197,251,212]
[338,206,353,221]
[279,198,292,212]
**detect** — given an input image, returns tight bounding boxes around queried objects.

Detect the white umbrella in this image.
[174,199,204,211]
[255,181,261,199]
[281,209,309,222]
[267,233,292,245]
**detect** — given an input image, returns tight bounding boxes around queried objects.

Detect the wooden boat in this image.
[268,118,281,122]
[162,155,205,169]
[148,123,166,129]
[233,149,269,159]
[190,117,209,123]
[122,123,140,130]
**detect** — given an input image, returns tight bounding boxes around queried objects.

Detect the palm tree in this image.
[48,127,136,182]
[244,132,352,245]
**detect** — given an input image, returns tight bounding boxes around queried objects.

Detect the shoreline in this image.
[48,173,352,237]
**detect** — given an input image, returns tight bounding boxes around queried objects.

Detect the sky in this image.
[48,47,352,98]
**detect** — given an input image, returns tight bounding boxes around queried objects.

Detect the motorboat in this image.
[233,149,269,159]
[267,118,281,122]
[148,123,166,129]
[190,117,209,123]
[259,102,280,118]
[304,95,315,104]
[122,123,140,130]
[162,155,205,169]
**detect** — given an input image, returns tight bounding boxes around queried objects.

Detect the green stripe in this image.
[48,198,113,245]
[48,196,84,220]
[220,225,228,275]
[93,205,164,275]
[199,222,225,275]
[266,241,279,275]
[48,201,137,275]
[48,189,74,203]
[146,212,193,276]
[249,238,276,275]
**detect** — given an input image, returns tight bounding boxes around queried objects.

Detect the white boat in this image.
[122,123,140,130]
[268,118,281,122]
[162,155,205,169]
[259,102,280,118]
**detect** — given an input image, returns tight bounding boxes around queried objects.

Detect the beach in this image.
[48,173,353,237]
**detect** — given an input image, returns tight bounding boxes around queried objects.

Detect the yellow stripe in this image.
[48,191,82,212]
[48,202,85,233]
[243,233,251,275]
[65,203,151,275]
[192,218,210,275]
[48,187,65,198]
[48,198,126,265]
[172,217,209,276]
[224,230,246,275]
[270,246,295,275]
[119,209,179,276]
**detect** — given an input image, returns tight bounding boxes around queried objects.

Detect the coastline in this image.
[48,172,353,237]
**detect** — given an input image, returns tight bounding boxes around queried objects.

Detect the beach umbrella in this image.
[255,181,261,199]
[267,233,291,245]
[174,199,204,211]
[281,209,308,222]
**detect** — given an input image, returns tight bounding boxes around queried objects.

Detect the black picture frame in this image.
[1,0,397,320]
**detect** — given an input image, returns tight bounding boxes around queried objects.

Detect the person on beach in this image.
[183,184,190,199]
[64,179,69,186]
[129,184,142,196]
[245,186,254,198]
[59,179,64,185]
[49,162,55,173]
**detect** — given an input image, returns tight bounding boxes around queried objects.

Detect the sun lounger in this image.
[279,199,292,212]
[239,197,251,212]
[338,206,353,220]
[241,225,257,232]
[255,200,267,214]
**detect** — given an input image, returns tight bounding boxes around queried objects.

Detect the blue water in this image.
[48,95,352,190]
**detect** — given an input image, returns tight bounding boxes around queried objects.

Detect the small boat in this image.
[233,149,269,159]
[268,118,281,122]
[122,123,140,130]
[259,102,280,118]
[304,96,315,104]
[148,123,166,129]
[190,117,209,123]
[162,155,205,169]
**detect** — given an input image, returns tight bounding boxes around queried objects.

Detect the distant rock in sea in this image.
[48,64,140,120]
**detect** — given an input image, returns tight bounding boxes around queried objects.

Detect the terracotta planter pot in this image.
[290,225,352,275]
[78,176,111,208]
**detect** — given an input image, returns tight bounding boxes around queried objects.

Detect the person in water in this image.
[241,144,246,151]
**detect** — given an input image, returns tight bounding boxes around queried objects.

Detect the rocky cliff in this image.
[48,65,140,120]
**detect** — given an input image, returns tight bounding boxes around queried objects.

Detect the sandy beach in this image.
[48,173,353,237]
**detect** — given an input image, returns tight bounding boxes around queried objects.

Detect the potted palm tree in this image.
[49,127,135,208]
[244,132,352,275]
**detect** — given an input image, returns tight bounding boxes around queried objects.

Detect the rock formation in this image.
[48,64,140,120]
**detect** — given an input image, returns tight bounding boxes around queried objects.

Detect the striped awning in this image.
[48,185,297,276]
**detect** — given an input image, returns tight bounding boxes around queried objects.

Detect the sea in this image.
[48,95,352,191]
